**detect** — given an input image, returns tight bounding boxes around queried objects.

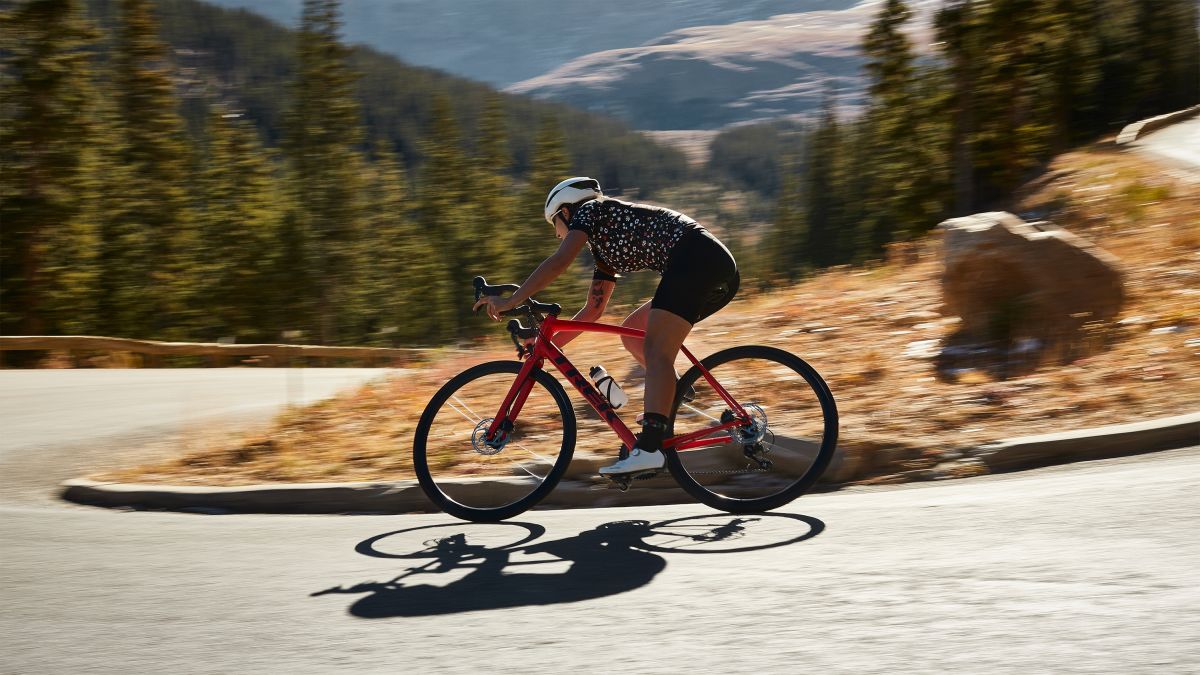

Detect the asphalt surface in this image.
[0,368,395,503]
[1130,114,1200,174]
[3,446,1198,673]
[0,368,396,456]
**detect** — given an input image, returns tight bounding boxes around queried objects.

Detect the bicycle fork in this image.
[481,365,540,450]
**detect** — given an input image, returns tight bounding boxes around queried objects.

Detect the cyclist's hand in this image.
[472,294,516,320]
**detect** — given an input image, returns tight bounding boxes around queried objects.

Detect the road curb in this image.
[963,412,1199,472]
[61,413,1199,514]
[59,475,699,514]
[1116,105,1200,144]
[60,479,435,514]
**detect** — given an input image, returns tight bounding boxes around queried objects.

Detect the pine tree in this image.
[1129,0,1200,117]
[860,0,927,249]
[415,93,474,339]
[473,94,520,282]
[283,0,366,344]
[805,92,842,268]
[0,0,98,336]
[1040,0,1103,151]
[515,116,584,304]
[934,0,979,214]
[830,119,873,263]
[106,0,196,339]
[194,106,282,341]
[358,141,447,345]
[772,141,808,279]
[970,0,1054,201]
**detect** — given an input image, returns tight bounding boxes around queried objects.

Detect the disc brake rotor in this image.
[471,418,507,455]
[732,404,768,445]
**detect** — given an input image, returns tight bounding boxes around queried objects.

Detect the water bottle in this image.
[589,365,628,409]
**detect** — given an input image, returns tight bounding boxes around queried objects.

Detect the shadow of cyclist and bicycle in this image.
[311,512,825,618]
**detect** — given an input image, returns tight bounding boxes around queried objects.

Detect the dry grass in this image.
[95,143,1200,487]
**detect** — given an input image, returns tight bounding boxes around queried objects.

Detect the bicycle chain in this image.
[686,467,770,475]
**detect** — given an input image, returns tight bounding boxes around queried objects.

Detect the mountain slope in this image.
[508,1,938,129]
[109,0,691,193]
[200,0,860,87]
[200,0,933,130]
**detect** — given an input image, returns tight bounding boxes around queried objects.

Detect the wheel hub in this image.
[471,418,507,455]
[731,404,768,445]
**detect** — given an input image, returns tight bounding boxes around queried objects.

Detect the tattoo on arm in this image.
[585,277,614,312]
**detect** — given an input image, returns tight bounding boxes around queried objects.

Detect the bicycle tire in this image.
[664,345,838,514]
[413,360,577,522]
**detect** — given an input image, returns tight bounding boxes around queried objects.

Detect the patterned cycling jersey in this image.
[566,198,701,277]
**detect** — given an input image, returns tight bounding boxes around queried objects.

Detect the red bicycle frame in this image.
[485,313,751,452]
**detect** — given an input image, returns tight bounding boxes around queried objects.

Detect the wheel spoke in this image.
[681,401,722,423]
[447,395,483,424]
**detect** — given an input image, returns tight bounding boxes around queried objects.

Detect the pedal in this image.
[607,475,634,492]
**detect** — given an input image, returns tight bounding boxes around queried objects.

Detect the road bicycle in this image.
[412,277,838,523]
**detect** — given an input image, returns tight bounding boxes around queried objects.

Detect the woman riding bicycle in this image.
[473,177,739,476]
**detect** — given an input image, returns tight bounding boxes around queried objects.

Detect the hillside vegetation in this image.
[93,141,1200,487]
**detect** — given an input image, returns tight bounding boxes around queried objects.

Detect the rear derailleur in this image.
[742,442,772,470]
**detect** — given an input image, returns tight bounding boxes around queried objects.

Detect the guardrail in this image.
[1116,104,1200,144]
[0,335,426,368]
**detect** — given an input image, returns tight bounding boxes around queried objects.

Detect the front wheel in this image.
[413,360,577,522]
[666,346,838,513]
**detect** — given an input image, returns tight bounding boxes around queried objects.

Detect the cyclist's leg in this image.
[620,300,653,367]
[622,301,695,423]
[643,309,692,417]
[599,308,690,475]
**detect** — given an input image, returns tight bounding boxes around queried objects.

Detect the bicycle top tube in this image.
[540,313,645,341]
[533,314,703,372]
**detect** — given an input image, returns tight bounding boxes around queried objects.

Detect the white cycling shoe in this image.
[599,447,665,475]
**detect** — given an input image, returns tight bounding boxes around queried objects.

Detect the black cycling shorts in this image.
[651,228,740,325]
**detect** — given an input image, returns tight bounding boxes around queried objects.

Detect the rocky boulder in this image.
[938,212,1125,348]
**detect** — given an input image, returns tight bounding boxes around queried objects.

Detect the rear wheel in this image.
[665,346,838,513]
[413,360,576,522]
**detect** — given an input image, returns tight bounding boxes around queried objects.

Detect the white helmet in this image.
[544,177,601,224]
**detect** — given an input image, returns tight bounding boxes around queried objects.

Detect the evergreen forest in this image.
[2,0,1197,349]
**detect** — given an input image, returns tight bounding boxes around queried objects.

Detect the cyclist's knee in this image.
[623,301,651,329]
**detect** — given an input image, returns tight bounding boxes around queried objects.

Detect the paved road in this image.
[3,442,1198,673]
[0,368,395,503]
[1130,114,1200,174]
[0,368,396,455]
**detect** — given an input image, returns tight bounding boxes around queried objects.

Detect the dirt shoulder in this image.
[90,142,1200,488]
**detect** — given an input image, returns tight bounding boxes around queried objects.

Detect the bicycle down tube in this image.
[486,312,753,453]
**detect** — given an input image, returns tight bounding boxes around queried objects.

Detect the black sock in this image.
[636,412,671,453]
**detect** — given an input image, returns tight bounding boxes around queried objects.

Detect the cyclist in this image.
[473,177,739,476]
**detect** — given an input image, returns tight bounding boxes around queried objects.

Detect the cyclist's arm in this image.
[553,277,615,348]
[507,230,589,306]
